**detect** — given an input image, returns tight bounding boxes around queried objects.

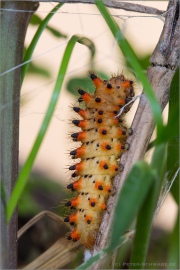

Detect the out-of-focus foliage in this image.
[66,71,109,96]
[30,14,67,39]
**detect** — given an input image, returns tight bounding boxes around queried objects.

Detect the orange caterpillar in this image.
[64,72,135,249]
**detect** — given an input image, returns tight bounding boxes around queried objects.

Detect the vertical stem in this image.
[0,1,39,268]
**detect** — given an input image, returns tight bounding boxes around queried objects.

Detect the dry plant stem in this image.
[43,0,165,15]
[18,210,72,239]
[18,211,81,269]
[0,2,39,268]
[91,0,179,269]
[23,238,81,269]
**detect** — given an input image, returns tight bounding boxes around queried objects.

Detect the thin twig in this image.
[115,94,142,118]
[18,210,72,239]
[23,237,81,269]
[37,0,165,16]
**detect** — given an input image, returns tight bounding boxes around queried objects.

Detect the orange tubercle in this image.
[117,129,126,137]
[99,160,107,170]
[100,203,107,210]
[118,98,125,105]
[85,214,93,224]
[82,93,92,102]
[78,109,88,119]
[93,77,103,87]
[101,142,108,150]
[90,73,103,87]
[95,181,103,190]
[72,119,87,129]
[122,81,131,88]
[112,118,119,125]
[78,131,87,141]
[69,229,80,242]
[75,145,86,158]
[105,184,111,193]
[99,128,107,136]
[71,131,87,141]
[75,161,85,172]
[116,143,122,151]
[72,178,82,190]
[110,165,119,172]
[70,197,80,208]
[79,120,87,128]
[68,213,77,223]
[89,198,97,207]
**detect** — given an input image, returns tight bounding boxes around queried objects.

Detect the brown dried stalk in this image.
[0,1,39,268]
[18,210,72,239]
[91,1,179,269]
[18,211,81,269]
[40,0,165,15]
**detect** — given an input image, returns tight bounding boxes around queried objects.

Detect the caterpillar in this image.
[64,72,135,249]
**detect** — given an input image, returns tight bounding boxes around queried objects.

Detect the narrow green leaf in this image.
[167,69,179,204]
[76,233,129,270]
[108,161,155,252]
[167,214,179,269]
[130,144,167,268]
[129,186,155,269]
[1,181,7,209]
[76,250,105,270]
[95,0,163,139]
[22,3,64,82]
[147,70,179,149]
[147,139,156,151]
[147,71,179,154]
[125,54,152,73]
[6,35,95,223]
[27,62,51,77]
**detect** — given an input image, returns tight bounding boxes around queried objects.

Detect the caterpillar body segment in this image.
[72,116,123,130]
[69,155,121,177]
[65,193,107,211]
[70,138,129,159]
[65,72,135,248]
[64,209,102,226]
[73,107,123,120]
[67,175,112,197]
[78,93,126,111]
[71,125,131,143]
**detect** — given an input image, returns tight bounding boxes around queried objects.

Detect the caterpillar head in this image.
[89,72,135,110]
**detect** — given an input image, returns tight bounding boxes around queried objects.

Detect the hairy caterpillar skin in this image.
[64,72,135,249]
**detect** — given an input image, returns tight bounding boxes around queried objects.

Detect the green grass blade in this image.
[107,161,155,252]
[167,69,179,204]
[148,70,179,150]
[22,3,64,82]
[130,144,167,268]
[76,233,131,270]
[147,70,179,153]
[167,214,179,269]
[165,69,179,144]
[1,181,7,209]
[6,35,95,223]
[95,0,163,139]
[76,250,105,270]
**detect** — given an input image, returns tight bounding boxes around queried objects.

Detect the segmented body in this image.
[64,73,135,249]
